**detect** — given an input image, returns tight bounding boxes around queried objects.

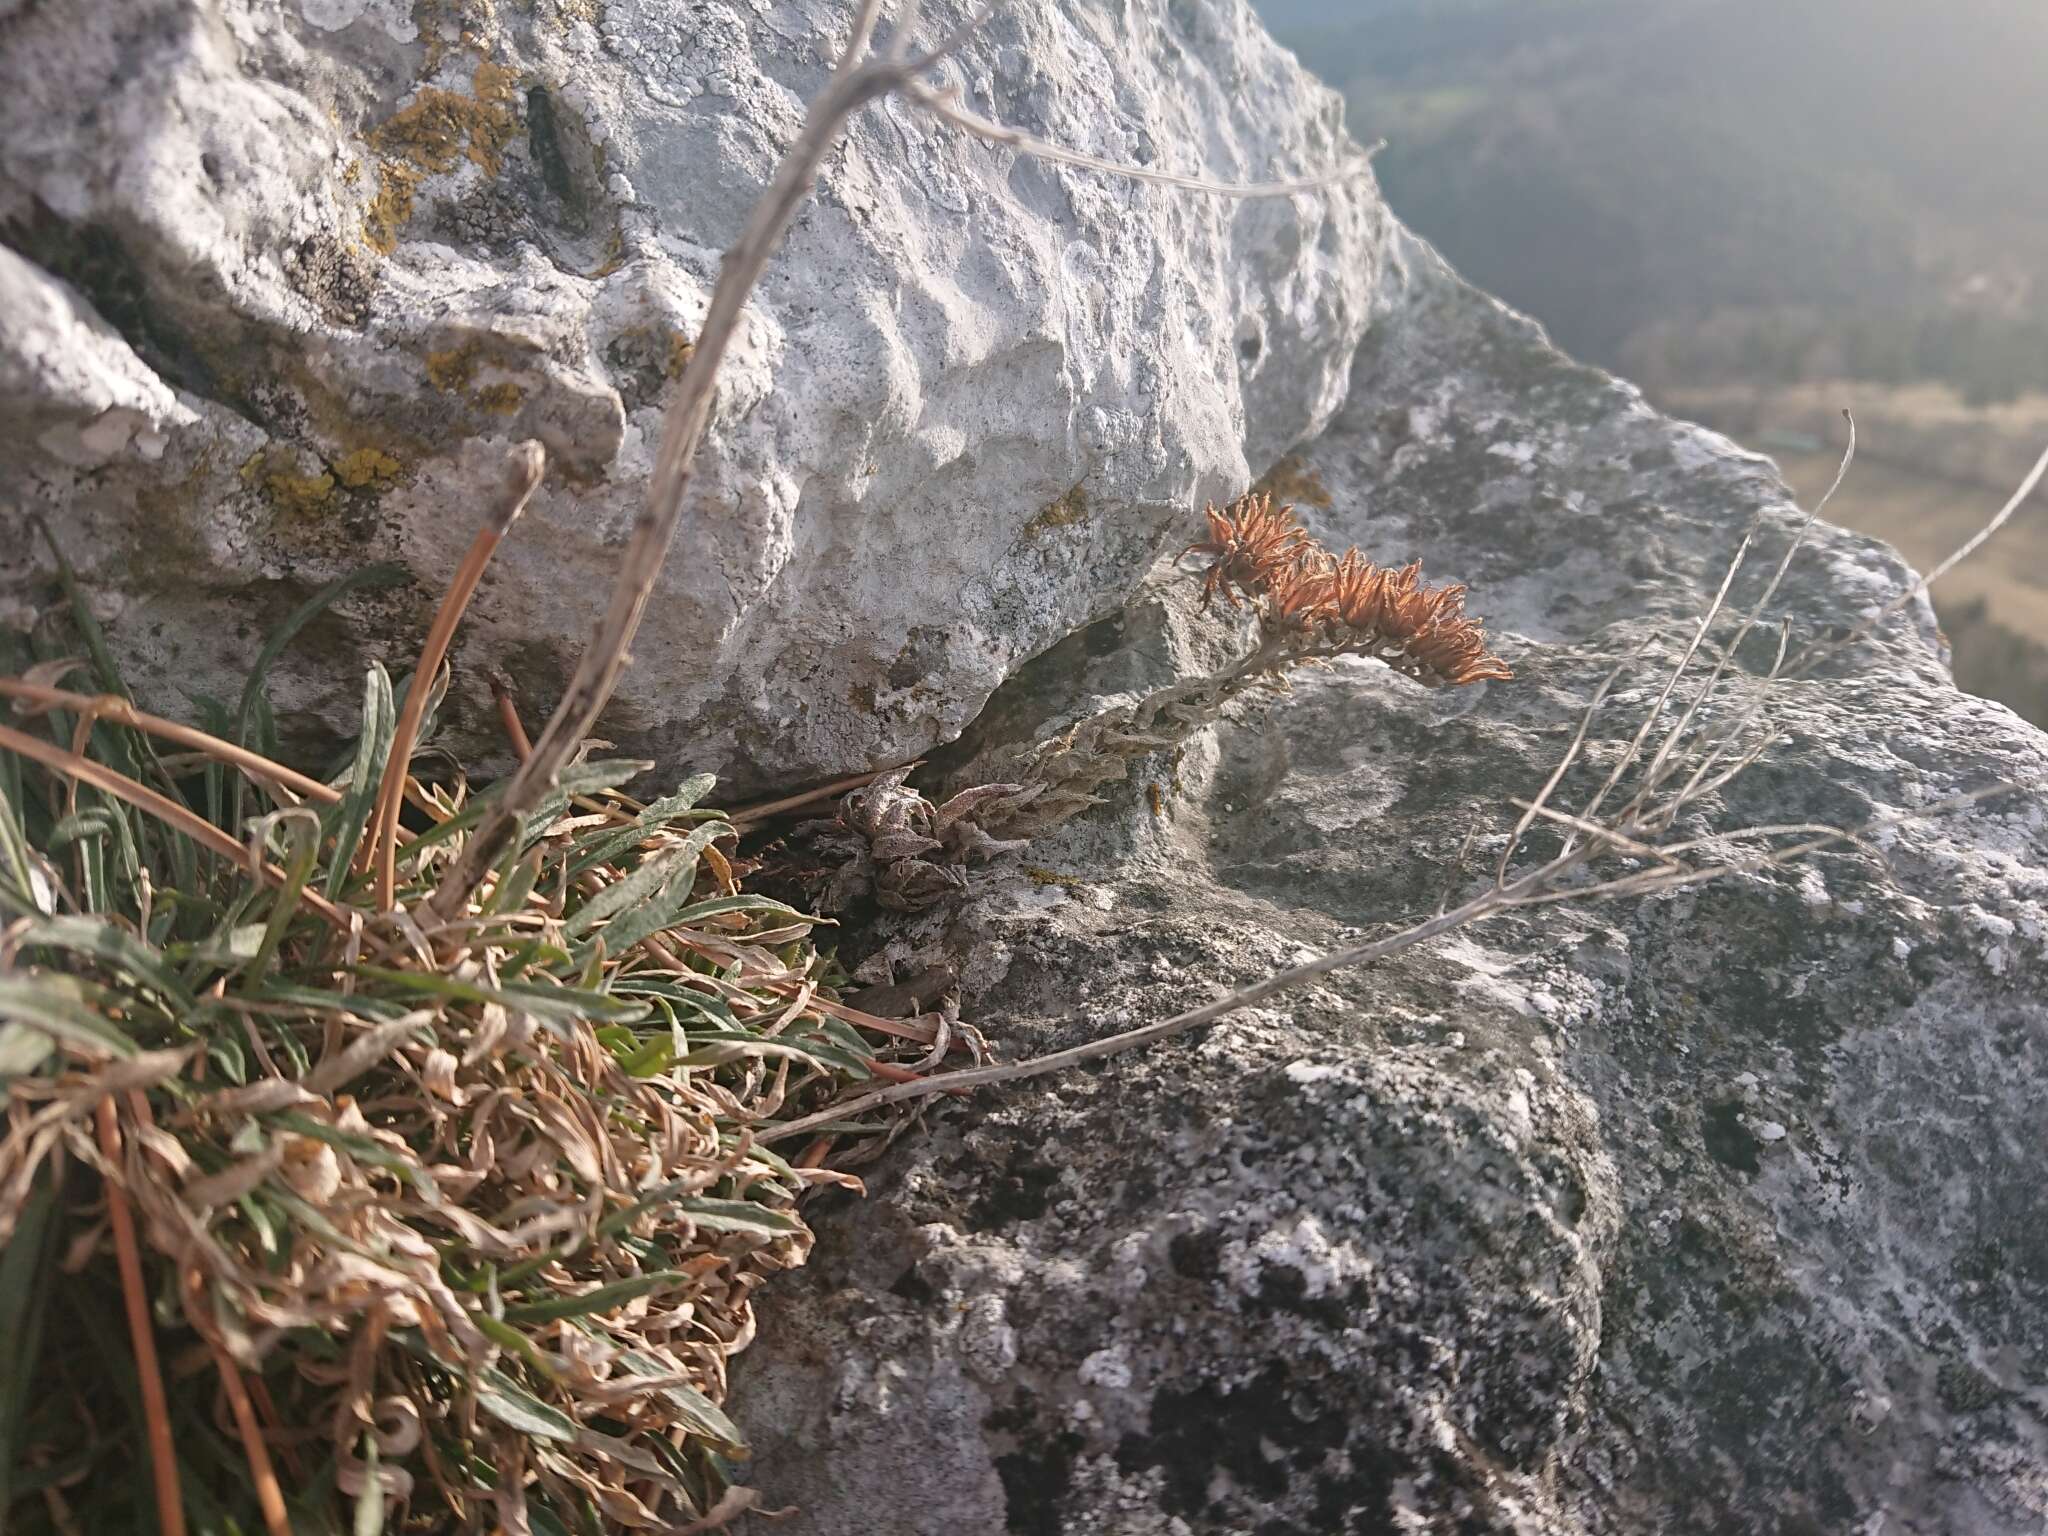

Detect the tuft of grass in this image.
[0,519,943,1535]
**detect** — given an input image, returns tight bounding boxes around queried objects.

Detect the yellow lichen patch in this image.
[583,225,629,280]
[1026,482,1090,534]
[365,161,424,255]
[1023,866,1089,890]
[240,448,336,515]
[425,338,535,416]
[361,58,520,252]
[425,343,481,392]
[334,447,403,489]
[666,332,696,380]
[370,59,520,176]
[1251,454,1334,510]
[1146,782,1166,819]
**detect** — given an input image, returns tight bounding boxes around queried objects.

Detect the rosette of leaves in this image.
[774,771,1034,914]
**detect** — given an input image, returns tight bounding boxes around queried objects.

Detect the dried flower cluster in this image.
[1188,493,1512,685]
[985,493,1512,835]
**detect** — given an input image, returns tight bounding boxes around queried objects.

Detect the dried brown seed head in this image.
[1184,492,1317,609]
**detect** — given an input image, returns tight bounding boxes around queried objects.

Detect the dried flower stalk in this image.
[994,493,1510,836]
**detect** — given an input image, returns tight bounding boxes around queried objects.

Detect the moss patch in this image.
[474,381,525,414]
[1252,453,1334,510]
[424,343,481,393]
[1026,482,1090,534]
[333,447,403,490]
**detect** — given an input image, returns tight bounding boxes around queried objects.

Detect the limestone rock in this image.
[727,233,2048,1532]
[0,0,1377,792]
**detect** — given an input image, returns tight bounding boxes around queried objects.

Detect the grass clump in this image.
[0,517,936,1535]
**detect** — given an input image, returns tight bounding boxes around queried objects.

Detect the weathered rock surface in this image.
[726,231,2048,1532]
[0,0,1376,792]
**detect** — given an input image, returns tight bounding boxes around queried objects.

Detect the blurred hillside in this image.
[1256,0,2048,724]
[1259,0,2048,403]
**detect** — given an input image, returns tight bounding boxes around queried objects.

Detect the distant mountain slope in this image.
[1258,0,2048,402]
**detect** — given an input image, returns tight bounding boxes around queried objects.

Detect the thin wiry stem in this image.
[368,443,543,911]
[189,1275,291,1536]
[1568,519,1754,842]
[1786,432,2048,681]
[0,678,339,807]
[727,764,911,826]
[1494,649,1640,887]
[0,721,355,929]
[1657,623,1791,823]
[758,891,1497,1143]
[424,34,931,922]
[905,0,1007,71]
[1612,416,1855,829]
[96,1098,186,1536]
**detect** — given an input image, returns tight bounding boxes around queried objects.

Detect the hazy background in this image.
[1254,0,2048,725]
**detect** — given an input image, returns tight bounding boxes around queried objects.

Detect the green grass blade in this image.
[324,666,396,899]
[472,1370,576,1444]
[667,894,814,927]
[249,981,409,1021]
[230,564,405,830]
[191,693,232,832]
[0,1185,60,1524]
[246,813,322,978]
[32,516,128,701]
[673,1029,873,1077]
[348,966,652,1024]
[32,521,201,823]
[480,849,542,917]
[0,761,41,915]
[562,774,719,877]
[0,973,138,1057]
[404,760,654,854]
[667,1197,803,1238]
[500,1272,684,1325]
[0,1025,54,1077]
[234,566,407,748]
[613,1351,745,1450]
[13,914,195,1010]
[562,822,725,941]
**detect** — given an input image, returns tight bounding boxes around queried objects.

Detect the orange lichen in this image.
[239,448,337,517]
[425,344,481,392]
